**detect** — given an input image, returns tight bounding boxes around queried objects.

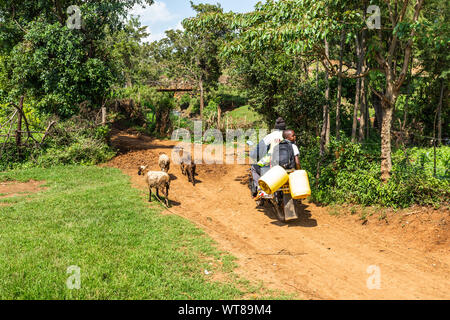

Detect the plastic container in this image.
[289,170,311,199]
[259,165,289,194]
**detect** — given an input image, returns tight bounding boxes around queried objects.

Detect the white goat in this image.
[138,166,171,206]
[158,153,170,173]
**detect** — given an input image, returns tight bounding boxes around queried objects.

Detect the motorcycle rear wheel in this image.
[270,194,286,222]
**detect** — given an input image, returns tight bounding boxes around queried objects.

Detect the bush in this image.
[0,117,116,170]
[32,138,114,167]
[178,93,191,110]
[207,84,248,111]
[188,97,201,116]
[304,136,449,208]
[204,100,218,119]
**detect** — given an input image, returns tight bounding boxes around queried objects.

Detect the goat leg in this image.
[190,170,195,186]
[149,187,152,202]
[165,184,170,207]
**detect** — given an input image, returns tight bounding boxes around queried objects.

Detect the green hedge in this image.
[301,137,449,208]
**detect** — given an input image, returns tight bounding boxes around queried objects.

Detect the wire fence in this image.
[314,126,449,180]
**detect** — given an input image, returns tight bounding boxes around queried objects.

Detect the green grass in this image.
[226,105,265,127]
[0,166,285,299]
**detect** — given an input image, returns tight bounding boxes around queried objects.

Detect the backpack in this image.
[271,140,295,169]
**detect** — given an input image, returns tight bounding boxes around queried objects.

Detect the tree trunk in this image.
[316,38,331,187]
[359,76,367,141]
[303,61,309,78]
[365,89,370,138]
[336,30,344,140]
[381,105,394,182]
[199,79,204,119]
[402,53,414,132]
[325,85,330,147]
[101,107,107,125]
[359,20,368,142]
[324,37,330,147]
[352,79,360,142]
[381,77,397,182]
[217,105,222,130]
[402,91,410,132]
[372,92,382,133]
[437,79,444,146]
[352,35,362,143]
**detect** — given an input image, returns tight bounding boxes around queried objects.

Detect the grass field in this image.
[226,105,265,128]
[0,166,285,299]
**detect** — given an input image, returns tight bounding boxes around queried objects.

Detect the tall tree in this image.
[157,2,226,119]
[0,0,154,117]
[370,0,425,181]
[336,30,345,140]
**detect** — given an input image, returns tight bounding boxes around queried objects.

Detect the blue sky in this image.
[130,0,260,42]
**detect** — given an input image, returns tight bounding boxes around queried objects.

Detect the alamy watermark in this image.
[366,265,381,290]
[66,265,81,290]
[366,5,381,30]
[66,5,82,30]
[170,121,269,166]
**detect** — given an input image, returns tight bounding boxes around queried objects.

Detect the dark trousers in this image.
[250,165,270,195]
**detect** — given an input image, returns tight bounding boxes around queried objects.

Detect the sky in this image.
[129,0,260,43]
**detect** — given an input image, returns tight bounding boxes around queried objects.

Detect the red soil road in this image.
[106,131,450,300]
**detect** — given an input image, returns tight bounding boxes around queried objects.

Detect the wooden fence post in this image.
[15,96,24,156]
[101,107,107,125]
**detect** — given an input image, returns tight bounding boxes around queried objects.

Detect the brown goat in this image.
[179,151,196,186]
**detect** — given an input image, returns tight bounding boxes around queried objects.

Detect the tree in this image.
[106,17,156,88]
[368,0,425,181]
[154,2,226,119]
[198,0,429,181]
[414,0,449,145]
[0,0,154,117]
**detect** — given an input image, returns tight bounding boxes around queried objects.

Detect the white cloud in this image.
[130,1,176,25]
[129,1,184,43]
[175,21,184,32]
[143,20,184,43]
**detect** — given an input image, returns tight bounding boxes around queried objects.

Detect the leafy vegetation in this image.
[0,118,116,171]
[301,138,449,208]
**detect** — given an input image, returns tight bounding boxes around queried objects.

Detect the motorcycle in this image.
[246,140,301,222]
[248,166,300,222]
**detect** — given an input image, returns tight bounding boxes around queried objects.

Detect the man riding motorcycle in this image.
[250,117,301,199]
[249,117,286,198]
[249,127,303,221]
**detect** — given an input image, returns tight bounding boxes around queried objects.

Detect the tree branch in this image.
[396,0,424,90]
[369,84,391,106]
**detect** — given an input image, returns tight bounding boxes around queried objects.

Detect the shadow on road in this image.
[258,201,318,228]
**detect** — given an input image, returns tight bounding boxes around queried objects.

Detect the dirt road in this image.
[106,131,450,300]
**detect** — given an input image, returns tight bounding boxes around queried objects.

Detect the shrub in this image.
[178,93,191,110]
[32,138,115,167]
[0,117,116,170]
[188,97,201,116]
[304,136,449,208]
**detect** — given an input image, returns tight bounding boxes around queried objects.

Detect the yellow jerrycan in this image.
[289,170,311,200]
[258,165,289,195]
